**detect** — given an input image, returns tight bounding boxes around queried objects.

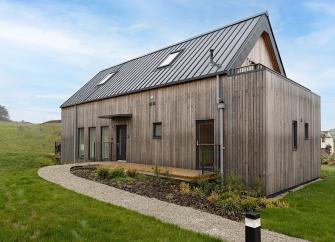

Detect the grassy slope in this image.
[0,121,220,242]
[262,166,335,242]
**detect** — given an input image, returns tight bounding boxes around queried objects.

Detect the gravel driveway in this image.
[38,163,308,242]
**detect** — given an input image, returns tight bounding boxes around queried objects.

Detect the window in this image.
[101,126,110,160]
[292,121,297,150]
[78,128,84,159]
[304,123,309,140]
[89,127,96,160]
[153,122,162,139]
[322,136,325,143]
[97,72,115,86]
[158,51,182,68]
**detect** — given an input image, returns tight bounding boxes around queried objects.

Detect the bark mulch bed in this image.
[70,166,243,221]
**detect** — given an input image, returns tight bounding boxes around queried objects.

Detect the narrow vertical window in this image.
[78,128,84,159]
[304,123,309,140]
[153,122,162,139]
[89,127,96,160]
[292,121,297,150]
[101,126,110,160]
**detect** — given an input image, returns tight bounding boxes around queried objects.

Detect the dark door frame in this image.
[196,119,215,171]
[116,125,127,160]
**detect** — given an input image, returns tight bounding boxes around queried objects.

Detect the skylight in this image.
[97,72,115,86]
[158,50,182,68]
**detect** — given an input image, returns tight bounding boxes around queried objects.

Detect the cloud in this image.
[0,21,93,54]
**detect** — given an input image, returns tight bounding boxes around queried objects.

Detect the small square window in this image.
[97,72,115,86]
[304,123,309,140]
[153,122,162,139]
[158,50,182,68]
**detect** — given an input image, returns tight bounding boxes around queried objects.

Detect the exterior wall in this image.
[265,69,321,195]
[61,67,321,196]
[61,77,219,169]
[222,70,267,188]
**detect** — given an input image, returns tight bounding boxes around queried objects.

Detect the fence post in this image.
[245,212,261,242]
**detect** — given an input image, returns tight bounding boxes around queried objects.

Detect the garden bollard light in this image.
[245,212,261,242]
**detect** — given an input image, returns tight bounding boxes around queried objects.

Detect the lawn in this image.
[0,121,220,242]
[262,165,335,242]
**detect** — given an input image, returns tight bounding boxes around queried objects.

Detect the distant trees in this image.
[0,105,10,121]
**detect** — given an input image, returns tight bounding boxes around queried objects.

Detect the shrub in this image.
[225,173,246,193]
[192,187,206,198]
[272,199,289,208]
[207,192,220,203]
[126,168,138,178]
[95,166,110,179]
[240,196,259,212]
[109,167,125,178]
[250,176,263,197]
[152,163,161,179]
[179,182,191,195]
[197,178,216,196]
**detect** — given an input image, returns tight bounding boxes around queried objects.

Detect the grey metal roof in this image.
[61,12,285,108]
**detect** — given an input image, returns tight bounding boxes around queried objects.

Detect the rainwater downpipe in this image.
[216,73,225,188]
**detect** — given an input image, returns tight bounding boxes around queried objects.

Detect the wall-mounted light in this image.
[149,95,156,106]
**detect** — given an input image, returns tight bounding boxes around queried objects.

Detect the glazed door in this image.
[196,120,215,171]
[116,125,127,160]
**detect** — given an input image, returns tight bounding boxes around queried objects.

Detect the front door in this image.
[196,120,215,171]
[116,125,127,160]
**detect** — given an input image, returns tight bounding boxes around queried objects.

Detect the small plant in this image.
[250,176,263,197]
[192,187,206,198]
[165,193,174,201]
[240,196,258,212]
[109,167,125,178]
[207,192,220,203]
[225,173,246,193]
[164,167,171,178]
[179,182,191,195]
[95,166,110,179]
[197,178,215,196]
[126,168,138,178]
[152,163,161,179]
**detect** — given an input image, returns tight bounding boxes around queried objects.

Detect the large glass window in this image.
[78,128,84,159]
[89,127,96,160]
[101,126,110,160]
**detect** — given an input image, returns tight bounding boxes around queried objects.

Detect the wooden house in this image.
[61,12,320,195]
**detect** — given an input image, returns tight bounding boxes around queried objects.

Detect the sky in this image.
[0,0,334,130]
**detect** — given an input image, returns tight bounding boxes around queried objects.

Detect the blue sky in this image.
[0,0,334,129]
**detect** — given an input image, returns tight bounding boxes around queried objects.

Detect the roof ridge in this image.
[98,11,268,73]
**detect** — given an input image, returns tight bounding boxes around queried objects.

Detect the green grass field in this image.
[262,166,335,242]
[0,121,219,242]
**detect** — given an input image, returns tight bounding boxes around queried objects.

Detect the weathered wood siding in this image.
[241,33,280,73]
[61,106,75,163]
[61,67,320,195]
[265,70,320,195]
[61,77,219,170]
[222,70,267,188]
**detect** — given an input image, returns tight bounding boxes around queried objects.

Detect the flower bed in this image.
[71,165,288,221]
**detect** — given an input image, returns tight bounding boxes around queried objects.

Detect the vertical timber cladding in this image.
[61,106,75,163]
[221,70,267,188]
[265,69,320,195]
[70,77,218,169]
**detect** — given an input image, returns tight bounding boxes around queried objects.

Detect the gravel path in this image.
[38,163,308,242]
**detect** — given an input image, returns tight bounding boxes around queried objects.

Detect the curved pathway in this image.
[38,163,308,242]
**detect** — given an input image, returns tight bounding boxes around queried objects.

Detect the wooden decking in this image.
[97,161,216,181]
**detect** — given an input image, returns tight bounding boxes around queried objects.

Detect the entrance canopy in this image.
[98,114,132,120]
